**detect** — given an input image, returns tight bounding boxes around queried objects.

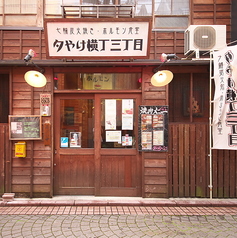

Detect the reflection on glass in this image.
[54,73,141,90]
[60,99,94,148]
[101,99,136,148]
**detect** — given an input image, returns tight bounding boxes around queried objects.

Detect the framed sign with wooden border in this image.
[44,18,152,59]
[9,115,42,140]
[138,106,168,152]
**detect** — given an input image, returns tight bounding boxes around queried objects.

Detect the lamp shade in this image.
[151,70,173,87]
[24,70,47,87]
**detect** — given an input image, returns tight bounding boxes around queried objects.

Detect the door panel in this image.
[54,94,95,195]
[55,154,95,195]
[54,93,141,196]
[100,153,137,196]
[96,94,141,196]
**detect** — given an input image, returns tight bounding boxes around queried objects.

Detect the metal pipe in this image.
[209,51,214,199]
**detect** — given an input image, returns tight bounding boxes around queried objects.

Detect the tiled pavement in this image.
[0,205,237,216]
[0,197,237,237]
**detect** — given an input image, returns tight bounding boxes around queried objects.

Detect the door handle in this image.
[55,149,57,154]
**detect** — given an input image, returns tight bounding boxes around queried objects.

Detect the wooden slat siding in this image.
[11,68,52,198]
[212,149,218,197]
[142,67,168,198]
[184,124,190,196]
[190,124,196,197]
[197,124,208,197]
[167,128,173,197]
[169,123,209,198]
[223,150,229,198]
[169,123,237,198]
[192,0,231,33]
[0,124,9,195]
[172,125,179,197]
[178,124,184,196]
[100,155,136,188]
[143,153,167,198]
[218,150,224,197]
[0,0,231,61]
[229,150,236,198]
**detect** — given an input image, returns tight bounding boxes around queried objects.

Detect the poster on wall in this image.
[105,99,116,130]
[138,106,168,152]
[122,99,134,130]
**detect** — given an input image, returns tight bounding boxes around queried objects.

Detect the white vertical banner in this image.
[122,99,134,130]
[105,99,116,130]
[213,45,237,149]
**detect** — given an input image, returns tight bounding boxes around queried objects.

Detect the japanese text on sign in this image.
[45,19,151,58]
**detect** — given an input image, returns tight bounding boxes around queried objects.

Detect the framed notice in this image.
[138,106,168,152]
[9,115,42,140]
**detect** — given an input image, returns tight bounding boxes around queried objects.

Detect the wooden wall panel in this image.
[0,0,231,61]
[192,0,231,38]
[143,153,167,198]
[10,67,53,198]
[0,0,233,199]
[142,67,169,198]
[169,123,237,198]
[0,124,9,195]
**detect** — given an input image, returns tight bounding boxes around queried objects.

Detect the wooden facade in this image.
[0,0,235,198]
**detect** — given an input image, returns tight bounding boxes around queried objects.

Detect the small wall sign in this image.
[40,94,51,116]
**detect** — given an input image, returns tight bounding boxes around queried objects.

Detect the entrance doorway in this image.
[54,93,142,196]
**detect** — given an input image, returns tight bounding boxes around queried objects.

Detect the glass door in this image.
[54,94,95,195]
[95,94,142,196]
[54,93,142,196]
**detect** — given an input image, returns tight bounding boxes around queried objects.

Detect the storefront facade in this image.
[1,0,236,199]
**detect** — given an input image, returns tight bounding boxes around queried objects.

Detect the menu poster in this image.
[138,106,168,152]
[122,99,133,130]
[141,131,152,150]
[105,99,116,130]
[9,115,42,140]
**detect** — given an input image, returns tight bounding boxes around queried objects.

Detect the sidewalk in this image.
[1,196,237,207]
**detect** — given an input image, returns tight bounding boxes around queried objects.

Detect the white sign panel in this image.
[122,99,133,130]
[105,99,116,130]
[213,45,237,149]
[45,19,151,59]
[106,130,121,143]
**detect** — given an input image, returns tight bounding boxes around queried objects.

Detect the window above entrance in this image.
[54,73,141,90]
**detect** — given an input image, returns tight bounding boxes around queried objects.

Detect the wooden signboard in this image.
[138,106,168,152]
[9,115,42,140]
[44,18,151,59]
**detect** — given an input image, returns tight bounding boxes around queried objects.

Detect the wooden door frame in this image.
[95,93,142,196]
[54,92,142,196]
[53,93,95,195]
